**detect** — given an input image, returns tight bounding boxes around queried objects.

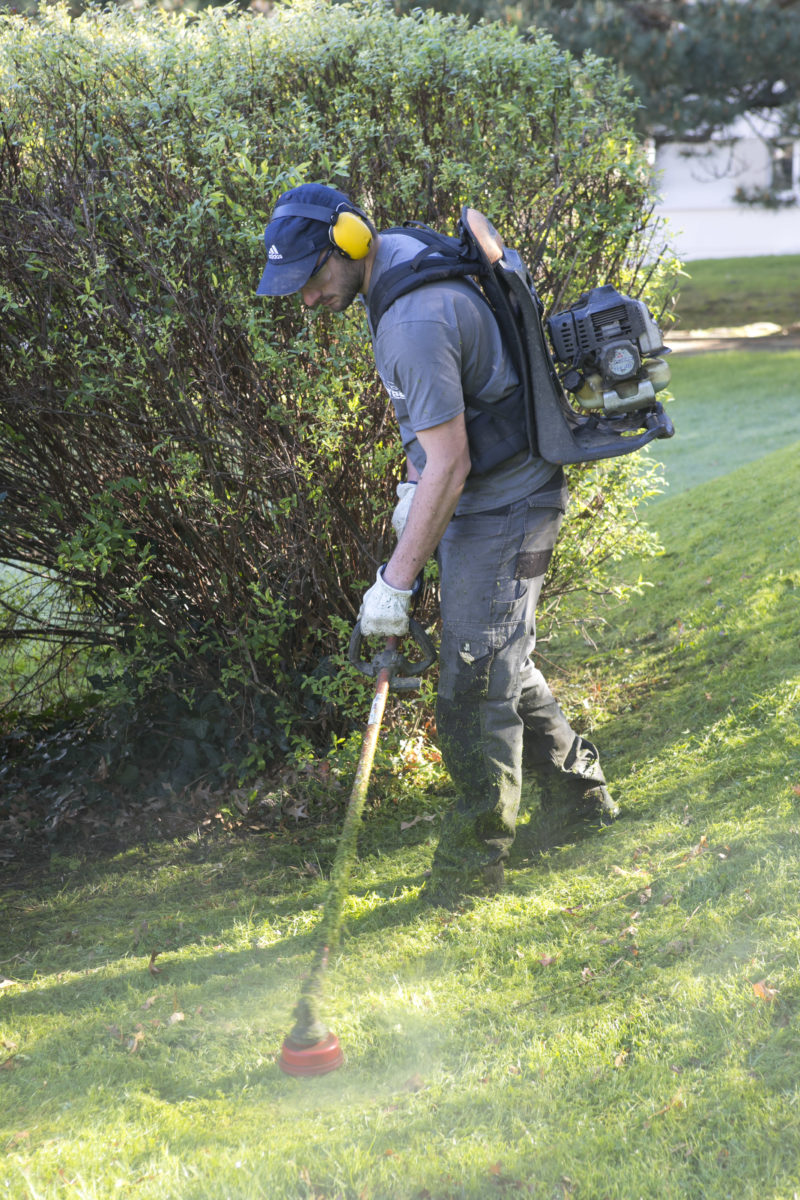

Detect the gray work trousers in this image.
[432,492,606,877]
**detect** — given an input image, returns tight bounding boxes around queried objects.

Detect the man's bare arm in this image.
[381,415,471,591]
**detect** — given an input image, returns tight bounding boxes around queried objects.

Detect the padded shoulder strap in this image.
[367,224,485,331]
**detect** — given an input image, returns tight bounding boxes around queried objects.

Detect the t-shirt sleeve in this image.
[375,318,465,432]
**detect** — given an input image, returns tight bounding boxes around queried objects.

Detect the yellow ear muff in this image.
[330,209,372,260]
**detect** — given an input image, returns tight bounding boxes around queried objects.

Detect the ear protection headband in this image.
[271,200,373,261]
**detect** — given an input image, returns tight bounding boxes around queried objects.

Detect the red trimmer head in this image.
[278,1032,344,1077]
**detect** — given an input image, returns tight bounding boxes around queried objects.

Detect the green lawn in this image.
[3,382,800,1196]
[645,348,800,499]
[674,254,800,331]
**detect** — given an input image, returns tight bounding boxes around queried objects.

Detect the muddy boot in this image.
[539,765,619,828]
[571,784,620,824]
[420,859,506,908]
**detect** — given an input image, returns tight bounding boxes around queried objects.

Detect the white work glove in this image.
[358,567,413,638]
[391,481,417,540]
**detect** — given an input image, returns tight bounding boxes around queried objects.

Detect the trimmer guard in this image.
[349,618,436,691]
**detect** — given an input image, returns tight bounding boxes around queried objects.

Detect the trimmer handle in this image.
[348,618,437,691]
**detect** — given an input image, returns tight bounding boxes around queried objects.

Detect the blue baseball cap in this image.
[256,183,355,296]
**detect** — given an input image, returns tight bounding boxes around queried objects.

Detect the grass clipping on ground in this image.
[2,442,800,1200]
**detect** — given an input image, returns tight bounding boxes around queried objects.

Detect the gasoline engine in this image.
[547,284,671,416]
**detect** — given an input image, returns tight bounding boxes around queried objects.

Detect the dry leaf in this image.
[399,813,436,832]
[283,800,308,821]
[127,1030,145,1054]
[614,1050,628,1068]
[753,980,778,1003]
[142,996,156,1010]
[489,1163,503,1176]
[581,966,595,982]
[1,1057,17,1071]
[654,1091,685,1118]
[539,954,557,967]
[0,978,16,989]
[792,785,800,796]
[168,1011,185,1025]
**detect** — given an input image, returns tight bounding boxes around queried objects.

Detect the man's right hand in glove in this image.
[358,567,413,638]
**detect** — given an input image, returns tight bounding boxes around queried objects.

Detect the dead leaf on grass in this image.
[127,1029,145,1054]
[0,978,17,989]
[400,813,436,832]
[614,1050,629,1068]
[539,954,557,967]
[168,1011,185,1025]
[650,1091,685,1122]
[753,980,778,1003]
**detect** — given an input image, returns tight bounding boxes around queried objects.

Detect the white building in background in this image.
[653,113,800,260]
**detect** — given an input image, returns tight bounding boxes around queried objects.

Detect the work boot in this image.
[576,784,620,824]
[481,860,506,894]
[540,775,620,827]
[420,860,505,908]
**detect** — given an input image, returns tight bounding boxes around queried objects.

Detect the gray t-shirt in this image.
[363,232,562,514]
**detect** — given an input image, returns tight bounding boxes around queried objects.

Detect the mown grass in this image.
[644,349,800,499]
[3,408,800,1195]
[674,254,800,331]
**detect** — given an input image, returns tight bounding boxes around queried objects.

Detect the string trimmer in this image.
[278,617,436,1077]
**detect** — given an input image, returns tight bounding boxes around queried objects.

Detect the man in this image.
[257,183,618,904]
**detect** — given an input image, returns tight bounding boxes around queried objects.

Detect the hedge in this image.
[0,0,677,795]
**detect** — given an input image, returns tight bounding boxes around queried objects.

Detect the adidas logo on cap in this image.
[268,244,283,261]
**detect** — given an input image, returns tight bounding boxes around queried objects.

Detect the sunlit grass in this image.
[3,435,800,1198]
[645,349,800,500]
[674,254,800,331]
